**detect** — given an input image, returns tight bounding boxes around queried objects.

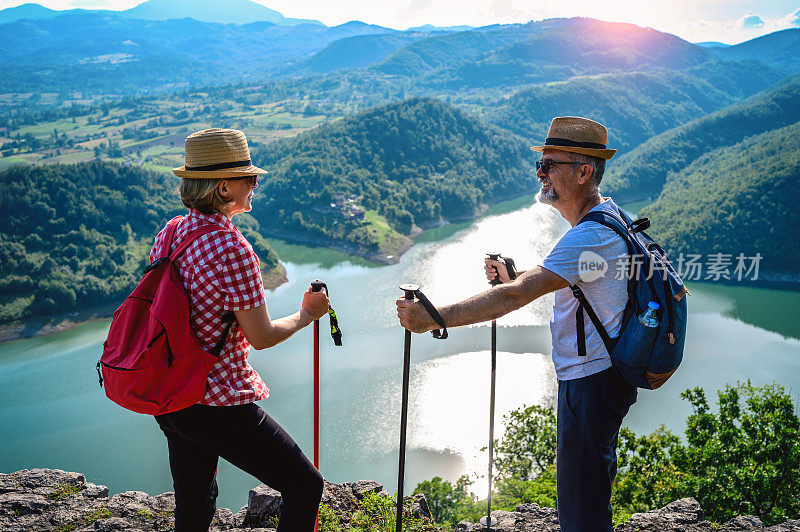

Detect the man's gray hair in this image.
[568,152,606,188]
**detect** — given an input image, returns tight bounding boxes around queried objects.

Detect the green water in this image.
[1,198,797,513]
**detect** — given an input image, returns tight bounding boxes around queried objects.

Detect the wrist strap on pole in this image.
[311,280,343,346]
[410,288,448,340]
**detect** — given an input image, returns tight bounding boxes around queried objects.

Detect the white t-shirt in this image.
[540,199,629,381]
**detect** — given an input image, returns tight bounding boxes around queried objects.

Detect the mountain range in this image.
[2,9,799,97]
[0,0,320,26]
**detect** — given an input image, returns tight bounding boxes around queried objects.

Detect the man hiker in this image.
[396,116,637,531]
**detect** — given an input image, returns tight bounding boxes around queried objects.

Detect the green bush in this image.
[417,383,800,527]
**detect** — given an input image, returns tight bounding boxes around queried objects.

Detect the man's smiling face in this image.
[536,149,580,206]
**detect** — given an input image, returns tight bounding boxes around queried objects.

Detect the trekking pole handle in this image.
[400,284,419,301]
[486,253,517,286]
[487,253,502,286]
[311,280,326,294]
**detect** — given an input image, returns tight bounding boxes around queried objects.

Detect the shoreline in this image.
[0,265,290,344]
[3,196,798,343]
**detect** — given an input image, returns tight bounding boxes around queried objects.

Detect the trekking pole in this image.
[311,281,323,532]
[396,284,418,532]
[310,280,343,532]
[481,254,516,529]
[395,284,449,532]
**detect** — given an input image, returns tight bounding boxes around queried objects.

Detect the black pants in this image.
[556,365,638,532]
[155,403,323,532]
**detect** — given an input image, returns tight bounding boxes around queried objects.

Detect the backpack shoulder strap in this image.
[576,208,630,243]
[169,224,233,262]
[158,216,185,260]
[570,204,633,357]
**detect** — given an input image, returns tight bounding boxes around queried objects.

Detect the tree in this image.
[413,404,558,527]
[413,475,474,526]
[494,404,557,480]
[614,382,800,526]
[675,382,800,525]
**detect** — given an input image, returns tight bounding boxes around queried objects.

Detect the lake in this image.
[1,197,798,512]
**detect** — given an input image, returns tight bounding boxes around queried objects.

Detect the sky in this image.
[2,0,800,44]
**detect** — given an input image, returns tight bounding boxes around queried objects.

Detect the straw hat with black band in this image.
[531,116,616,160]
[173,128,268,179]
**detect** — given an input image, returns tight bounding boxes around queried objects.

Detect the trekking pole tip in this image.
[480,515,498,527]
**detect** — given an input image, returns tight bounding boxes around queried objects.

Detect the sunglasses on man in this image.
[227,175,259,188]
[536,160,587,175]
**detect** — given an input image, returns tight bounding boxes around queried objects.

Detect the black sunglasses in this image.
[227,175,258,188]
[536,160,586,174]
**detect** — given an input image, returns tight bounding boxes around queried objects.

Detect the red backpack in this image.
[97,216,235,415]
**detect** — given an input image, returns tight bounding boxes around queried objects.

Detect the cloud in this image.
[489,0,523,20]
[736,11,765,29]
[785,6,800,27]
[397,0,434,21]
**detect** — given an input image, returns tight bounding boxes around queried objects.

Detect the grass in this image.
[135,509,154,520]
[55,506,111,532]
[363,209,397,245]
[45,484,83,500]
[0,156,29,170]
[3,96,336,170]
[319,493,433,532]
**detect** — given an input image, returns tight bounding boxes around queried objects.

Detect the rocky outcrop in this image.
[456,498,800,531]
[0,468,434,531]
[2,469,799,531]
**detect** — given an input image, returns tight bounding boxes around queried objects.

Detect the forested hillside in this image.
[0,161,284,323]
[371,25,527,77]
[418,18,712,89]
[714,28,800,74]
[603,75,800,202]
[488,69,765,153]
[296,33,426,74]
[642,121,800,275]
[253,97,534,255]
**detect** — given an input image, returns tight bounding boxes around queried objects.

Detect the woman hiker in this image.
[151,128,328,531]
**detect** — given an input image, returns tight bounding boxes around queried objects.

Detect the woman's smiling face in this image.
[218,175,258,218]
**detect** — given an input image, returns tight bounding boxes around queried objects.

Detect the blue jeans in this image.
[556,365,637,532]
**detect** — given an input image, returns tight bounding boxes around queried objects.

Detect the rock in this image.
[320,479,358,521]
[764,520,800,531]
[92,516,139,530]
[352,480,383,500]
[404,493,432,520]
[232,505,248,527]
[3,468,800,531]
[455,507,560,531]
[212,507,235,529]
[0,492,51,515]
[241,484,281,528]
[722,515,765,530]
[516,501,560,522]
[616,497,712,531]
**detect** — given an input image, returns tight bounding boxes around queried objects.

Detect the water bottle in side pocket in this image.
[638,301,660,328]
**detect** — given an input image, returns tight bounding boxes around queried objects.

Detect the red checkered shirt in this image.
[150,209,269,406]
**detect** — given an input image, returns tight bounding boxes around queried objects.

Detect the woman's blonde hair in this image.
[178,178,233,215]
